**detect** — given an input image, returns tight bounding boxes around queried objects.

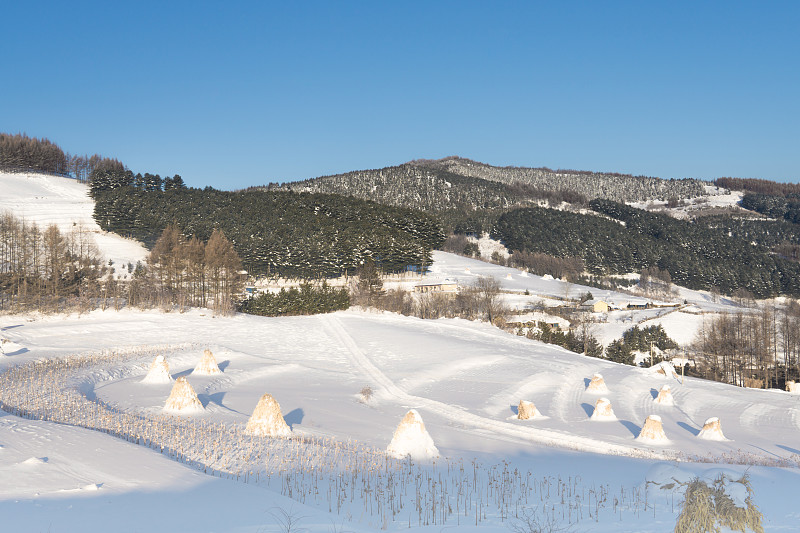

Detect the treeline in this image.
[492,201,800,298]
[0,212,246,314]
[89,162,186,196]
[93,187,445,279]
[1,133,69,175]
[740,193,800,225]
[0,212,107,312]
[522,322,603,359]
[0,132,123,183]
[240,283,349,316]
[692,303,800,389]
[417,157,706,203]
[716,177,800,197]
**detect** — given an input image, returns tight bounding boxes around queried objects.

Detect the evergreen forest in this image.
[93,186,445,279]
[491,200,800,298]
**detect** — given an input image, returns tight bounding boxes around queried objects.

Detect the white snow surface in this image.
[2,308,800,531]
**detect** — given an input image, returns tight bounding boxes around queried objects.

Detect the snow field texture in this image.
[1,310,799,530]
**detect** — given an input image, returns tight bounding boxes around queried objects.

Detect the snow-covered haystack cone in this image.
[590,397,616,420]
[697,417,728,441]
[0,337,23,355]
[517,400,540,420]
[464,268,471,274]
[193,348,221,375]
[386,409,439,460]
[245,393,292,437]
[505,273,513,280]
[651,361,679,379]
[637,415,668,443]
[787,380,800,393]
[586,373,609,393]
[654,385,674,406]
[163,377,204,413]
[141,355,173,384]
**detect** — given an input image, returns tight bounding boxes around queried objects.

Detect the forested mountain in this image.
[93,187,444,279]
[266,157,707,214]
[492,201,800,298]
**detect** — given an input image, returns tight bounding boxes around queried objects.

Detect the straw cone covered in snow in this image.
[590,397,616,420]
[164,377,204,413]
[787,380,800,394]
[654,385,674,406]
[697,417,727,441]
[193,349,221,375]
[141,355,173,384]
[245,393,292,437]
[586,373,609,393]
[386,410,439,460]
[517,400,540,420]
[651,361,679,379]
[637,415,668,443]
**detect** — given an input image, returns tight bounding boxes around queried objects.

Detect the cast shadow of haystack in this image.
[283,408,304,429]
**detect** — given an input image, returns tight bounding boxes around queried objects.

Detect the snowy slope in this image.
[0,172,148,270]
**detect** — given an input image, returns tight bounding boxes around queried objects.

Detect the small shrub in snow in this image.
[674,474,763,533]
[359,385,373,403]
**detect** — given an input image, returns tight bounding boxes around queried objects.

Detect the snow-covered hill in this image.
[0,172,148,272]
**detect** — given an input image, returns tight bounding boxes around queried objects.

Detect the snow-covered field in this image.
[2,309,800,532]
[1,172,797,532]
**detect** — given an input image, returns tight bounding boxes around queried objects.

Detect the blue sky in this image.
[2,2,798,189]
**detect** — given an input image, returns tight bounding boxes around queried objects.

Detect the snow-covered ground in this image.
[2,308,799,531]
[629,185,748,219]
[0,172,148,273]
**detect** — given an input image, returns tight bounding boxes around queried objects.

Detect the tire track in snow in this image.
[319,314,675,460]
